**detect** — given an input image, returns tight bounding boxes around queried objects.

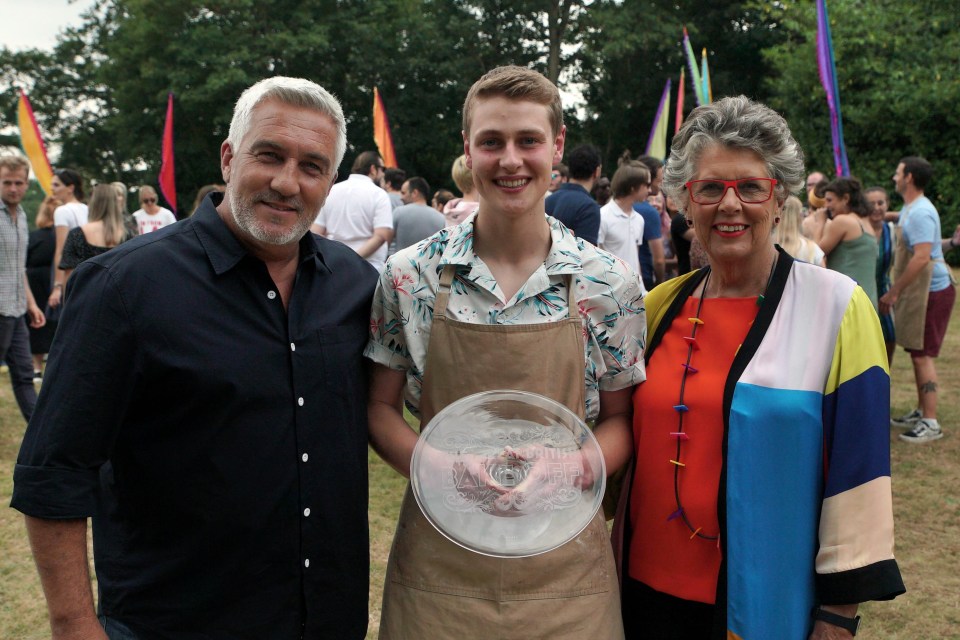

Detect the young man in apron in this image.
[365,65,646,638]
[880,156,959,443]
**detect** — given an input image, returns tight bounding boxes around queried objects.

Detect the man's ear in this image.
[462,130,473,169]
[220,140,234,183]
[553,124,567,165]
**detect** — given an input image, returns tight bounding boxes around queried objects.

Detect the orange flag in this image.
[17,90,54,194]
[373,87,398,168]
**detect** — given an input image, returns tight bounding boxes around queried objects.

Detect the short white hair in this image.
[228,76,347,169]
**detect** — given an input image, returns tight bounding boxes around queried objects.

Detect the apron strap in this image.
[434,264,458,320]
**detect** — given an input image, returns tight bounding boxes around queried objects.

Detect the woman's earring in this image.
[686,217,694,227]
[775,216,781,224]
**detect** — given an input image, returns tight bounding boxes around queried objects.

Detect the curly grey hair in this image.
[228,76,347,169]
[662,96,805,211]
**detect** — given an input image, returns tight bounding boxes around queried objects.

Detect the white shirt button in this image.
[297,397,304,407]
[301,453,309,462]
[304,559,310,568]
[290,343,296,351]
[303,508,311,517]
[267,290,277,300]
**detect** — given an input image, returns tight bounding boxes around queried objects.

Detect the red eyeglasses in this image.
[685,178,778,204]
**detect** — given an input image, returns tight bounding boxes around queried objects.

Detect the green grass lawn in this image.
[2,283,958,638]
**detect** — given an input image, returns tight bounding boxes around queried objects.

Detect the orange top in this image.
[628,295,758,604]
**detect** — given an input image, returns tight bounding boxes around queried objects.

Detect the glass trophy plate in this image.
[410,390,606,558]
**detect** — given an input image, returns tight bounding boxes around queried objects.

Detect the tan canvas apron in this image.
[892,225,933,350]
[378,265,623,640]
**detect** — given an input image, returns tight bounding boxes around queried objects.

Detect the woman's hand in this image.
[47,285,62,309]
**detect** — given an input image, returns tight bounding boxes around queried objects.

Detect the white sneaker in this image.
[899,418,943,444]
[891,408,921,429]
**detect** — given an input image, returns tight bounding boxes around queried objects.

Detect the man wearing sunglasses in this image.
[132,185,177,234]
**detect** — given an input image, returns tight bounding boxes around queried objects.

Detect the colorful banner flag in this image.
[701,48,713,104]
[675,68,685,134]
[683,27,705,107]
[16,90,54,195]
[816,0,850,177]
[373,87,398,168]
[159,93,177,212]
[645,79,672,161]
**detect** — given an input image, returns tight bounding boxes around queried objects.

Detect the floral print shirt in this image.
[365,213,647,420]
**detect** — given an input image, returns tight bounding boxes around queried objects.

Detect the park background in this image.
[1,0,959,255]
[1,0,959,637]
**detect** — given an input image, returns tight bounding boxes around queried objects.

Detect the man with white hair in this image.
[12,77,377,639]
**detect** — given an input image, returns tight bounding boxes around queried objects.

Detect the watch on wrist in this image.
[812,606,861,636]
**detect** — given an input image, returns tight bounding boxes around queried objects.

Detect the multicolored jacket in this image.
[617,248,905,639]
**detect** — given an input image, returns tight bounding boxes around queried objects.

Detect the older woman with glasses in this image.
[615,96,904,639]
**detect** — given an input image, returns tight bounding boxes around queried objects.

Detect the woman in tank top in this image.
[809,176,879,308]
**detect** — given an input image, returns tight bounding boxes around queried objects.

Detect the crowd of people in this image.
[5,63,960,639]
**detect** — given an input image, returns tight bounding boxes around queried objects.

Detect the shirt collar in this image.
[347,174,375,184]
[193,192,326,276]
[0,200,24,220]
[437,212,583,275]
[558,182,589,195]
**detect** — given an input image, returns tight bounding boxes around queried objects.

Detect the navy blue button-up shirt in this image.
[12,194,377,639]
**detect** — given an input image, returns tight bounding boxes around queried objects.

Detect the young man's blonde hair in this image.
[462,65,563,136]
[0,155,30,176]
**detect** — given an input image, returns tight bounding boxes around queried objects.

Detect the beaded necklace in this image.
[668,255,778,541]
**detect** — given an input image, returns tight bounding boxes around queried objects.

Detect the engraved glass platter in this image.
[410,390,606,558]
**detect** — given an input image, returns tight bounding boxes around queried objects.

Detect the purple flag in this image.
[816,0,850,177]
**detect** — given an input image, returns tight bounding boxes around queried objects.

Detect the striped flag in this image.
[16,90,54,195]
[645,79,672,161]
[675,68,685,134]
[683,27,705,107]
[373,87,398,168]
[159,93,177,212]
[816,0,850,176]
[701,48,712,104]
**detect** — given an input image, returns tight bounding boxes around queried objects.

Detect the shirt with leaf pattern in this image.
[365,213,647,420]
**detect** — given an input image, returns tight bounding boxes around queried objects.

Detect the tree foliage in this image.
[757,0,960,242]
[1,0,958,251]
[577,0,783,172]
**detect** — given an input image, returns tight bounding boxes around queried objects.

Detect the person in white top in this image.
[48,168,88,311]
[133,186,178,234]
[598,159,650,276]
[312,150,394,272]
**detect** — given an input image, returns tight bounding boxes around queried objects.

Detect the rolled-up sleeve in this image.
[11,261,139,519]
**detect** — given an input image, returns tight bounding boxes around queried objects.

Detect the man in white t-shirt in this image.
[312,151,394,271]
[598,160,650,276]
[133,186,177,234]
